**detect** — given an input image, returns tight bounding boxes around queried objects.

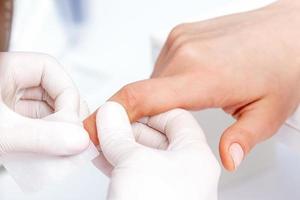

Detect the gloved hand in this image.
[0,52,89,156]
[97,102,220,200]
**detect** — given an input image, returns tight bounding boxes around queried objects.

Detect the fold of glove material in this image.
[0,143,99,193]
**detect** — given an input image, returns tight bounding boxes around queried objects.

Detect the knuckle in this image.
[175,41,196,59]
[169,24,184,39]
[167,23,189,47]
[119,84,138,106]
[116,84,140,117]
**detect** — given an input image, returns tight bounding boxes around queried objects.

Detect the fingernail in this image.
[229,143,244,170]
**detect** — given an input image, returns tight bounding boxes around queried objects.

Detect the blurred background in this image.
[1,0,300,199]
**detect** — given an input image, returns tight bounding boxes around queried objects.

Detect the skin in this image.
[0,0,13,51]
[84,111,99,145]
[85,0,300,171]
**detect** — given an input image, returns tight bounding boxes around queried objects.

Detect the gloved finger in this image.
[15,87,89,122]
[20,87,89,122]
[0,103,90,156]
[219,99,287,171]
[92,122,167,177]
[20,86,55,109]
[16,97,89,123]
[132,122,169,149]
[96,101,140,166]
[14,100,53,118]
[43,109,82,124]
[146,109,207,150]
[84,114,169,149]
[79,98,90,121]
[0,52,80,112]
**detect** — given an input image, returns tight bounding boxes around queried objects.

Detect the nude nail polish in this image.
[229,143,244,170]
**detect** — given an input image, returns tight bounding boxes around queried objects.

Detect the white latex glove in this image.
[0,52,89,156]
[97,102,220,200]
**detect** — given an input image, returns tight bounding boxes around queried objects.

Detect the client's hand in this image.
[106,0,300,171]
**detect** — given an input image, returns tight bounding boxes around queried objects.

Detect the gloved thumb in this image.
[0,104,90,156]
[96,101,140,166]
[219,101,285,171]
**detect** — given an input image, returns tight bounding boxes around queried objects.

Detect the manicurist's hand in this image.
[97,102,220,200]
[0,52,89,155]
[105,0,300,171]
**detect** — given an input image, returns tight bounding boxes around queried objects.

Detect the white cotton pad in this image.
[1,143,99,193]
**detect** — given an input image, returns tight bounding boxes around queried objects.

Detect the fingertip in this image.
[96,102,138,166]
[57,124,91,155]
[219,137,236,172]
[96,101,130,132]
[97,101,126,115]
[84,102,131,147]
[39,121,90,156]
[219,128,250,172]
